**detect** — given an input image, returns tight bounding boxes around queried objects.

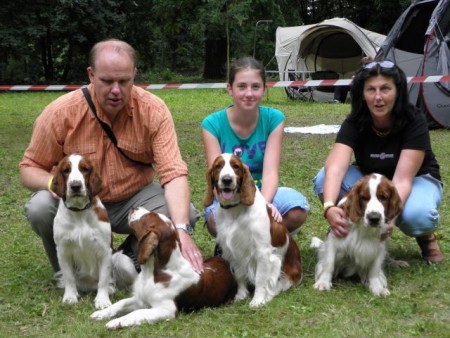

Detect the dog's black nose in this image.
[221,175,232,186]
[70,180,82,192]
[367,211,381,226]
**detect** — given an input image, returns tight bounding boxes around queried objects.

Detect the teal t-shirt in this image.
[201,106,285,185]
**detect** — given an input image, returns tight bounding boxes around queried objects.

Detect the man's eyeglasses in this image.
[363,60,395,70]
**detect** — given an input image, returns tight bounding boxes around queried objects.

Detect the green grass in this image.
[0,89,449,337]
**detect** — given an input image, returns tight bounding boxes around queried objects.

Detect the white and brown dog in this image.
[90,207,237,329]
[312,173,407,296]
[205,153,302,308]
[51,154,113,309]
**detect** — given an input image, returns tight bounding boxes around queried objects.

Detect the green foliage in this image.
[1,89,449,336]
[0,0,412,84]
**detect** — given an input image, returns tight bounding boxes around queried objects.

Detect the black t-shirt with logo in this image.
[336,112,441,181]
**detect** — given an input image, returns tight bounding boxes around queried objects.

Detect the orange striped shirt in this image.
[20,84,188,202]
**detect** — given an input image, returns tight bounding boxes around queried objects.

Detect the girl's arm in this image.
[202,128,222,169]
[260,121,284,203]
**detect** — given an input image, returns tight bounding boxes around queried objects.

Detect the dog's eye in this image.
[232,164,240,170]
[360,195,370,202]
[378,194,389,202]
[80,167,90,174]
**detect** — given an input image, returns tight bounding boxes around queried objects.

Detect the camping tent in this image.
[376,0,450,128]
[275,17,386,102]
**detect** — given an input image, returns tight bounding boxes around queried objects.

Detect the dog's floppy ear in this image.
[204,165,215,207]
[79,156,102,197]
[131,213,155,241]
[239,163,256,206]
[88,167,102,197]
[385,179,403,221]
[130,213,160,265]
[341,179,364,223]
[51,160,67,198]
[138,231,159,265]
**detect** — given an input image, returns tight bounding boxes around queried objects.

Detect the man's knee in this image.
[25,191,58,236]
[189,203,201,226]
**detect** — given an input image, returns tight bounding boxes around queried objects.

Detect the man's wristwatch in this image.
[175,223,194,236]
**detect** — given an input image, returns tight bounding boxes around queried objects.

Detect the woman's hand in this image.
[380,220,394,241]
[267,203,283,223]
[325,206,349,237]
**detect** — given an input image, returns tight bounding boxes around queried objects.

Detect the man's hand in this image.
[178,230,204,273]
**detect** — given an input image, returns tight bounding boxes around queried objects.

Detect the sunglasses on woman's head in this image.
[363,60,395,69]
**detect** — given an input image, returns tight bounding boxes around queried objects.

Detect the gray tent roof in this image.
[377,0,450,128]
[275,18,386,80]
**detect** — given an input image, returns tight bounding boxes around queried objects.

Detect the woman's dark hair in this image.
[228,57,266,87]
[348,60,416,132]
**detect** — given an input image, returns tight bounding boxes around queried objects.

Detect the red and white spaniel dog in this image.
[205,153,302,308]
[311,173,407,297]
[51,154,114,309]
[91,207,237,329]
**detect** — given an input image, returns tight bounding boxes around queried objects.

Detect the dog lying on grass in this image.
[91,207,237,329]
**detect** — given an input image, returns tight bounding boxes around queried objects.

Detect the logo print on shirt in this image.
[370,152,394,160]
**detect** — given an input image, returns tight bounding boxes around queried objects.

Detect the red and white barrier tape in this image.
[1,75,449,91]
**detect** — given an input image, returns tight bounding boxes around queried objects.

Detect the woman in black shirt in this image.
[313,60,444,264]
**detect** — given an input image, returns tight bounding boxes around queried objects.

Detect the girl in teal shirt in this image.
[202,57,310,238]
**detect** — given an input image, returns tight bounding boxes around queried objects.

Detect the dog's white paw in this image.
[395,260,409,268]
[250,288,273,308]
[62,291,79,304]
[313,280,332,291]
[310,237,324,249]
[105,318,125,330]
[105,317,135,330]
[234,287,249,302]
[249,297,267,308]
[90,308,112,320]
[94,295,112,309]
[371,286,390,297]
[387,259,409,269]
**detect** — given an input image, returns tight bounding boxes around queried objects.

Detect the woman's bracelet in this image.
[323,201,336,218]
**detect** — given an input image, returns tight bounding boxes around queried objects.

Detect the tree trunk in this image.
[40,26,54,82]
[203,37,227,80]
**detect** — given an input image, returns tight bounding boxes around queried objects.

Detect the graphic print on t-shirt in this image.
[221,141,266,174]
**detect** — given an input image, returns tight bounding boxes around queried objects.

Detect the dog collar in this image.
[220,203,240,209]
[64,202,92,212]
